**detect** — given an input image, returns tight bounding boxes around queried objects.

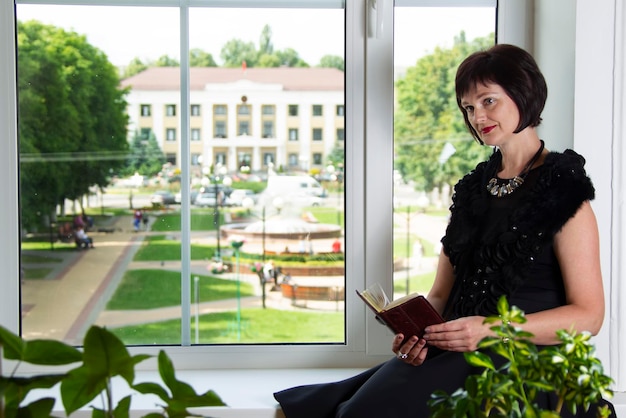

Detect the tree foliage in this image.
[120,130,167,178]
[17,20,129,229]
[190,48,217,67]
[319,54,345,72]
[394,32,495,192]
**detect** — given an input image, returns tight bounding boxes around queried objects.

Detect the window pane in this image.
[189,7,345,345]
[17,3,345,347]
[393,7,495,300]
[16,4,180,345]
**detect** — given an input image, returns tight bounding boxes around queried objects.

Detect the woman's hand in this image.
[422,316,488,352]
[392,334,429,366]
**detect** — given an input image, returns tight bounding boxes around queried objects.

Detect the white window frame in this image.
[2,1,622,396]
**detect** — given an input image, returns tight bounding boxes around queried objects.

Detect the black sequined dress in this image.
[274,150,615,418]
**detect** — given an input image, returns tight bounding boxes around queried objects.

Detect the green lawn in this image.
[133,235,216,261]
[111,308,344,344]
[21,254,63,263]
[106,269,255,310]
[393,270,436,296]
[23,267,53,280]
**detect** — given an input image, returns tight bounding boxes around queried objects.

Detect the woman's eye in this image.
[464,106,474,113]
[484,98,495,105]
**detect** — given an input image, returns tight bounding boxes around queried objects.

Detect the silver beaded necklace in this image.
[486,140,545,198]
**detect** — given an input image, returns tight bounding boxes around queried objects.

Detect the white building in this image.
[121,67,345,175]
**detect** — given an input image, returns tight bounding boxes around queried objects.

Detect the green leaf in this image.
[22,339,82,365]
[113,395,132,418]
[81,326,138,384]
[0,325,26,360]
[60,365,108,415]
[464,351,495,370]
[133,381,170,402]
[18,397,56,418]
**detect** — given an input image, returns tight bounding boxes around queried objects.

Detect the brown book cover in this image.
[356,284,444,341]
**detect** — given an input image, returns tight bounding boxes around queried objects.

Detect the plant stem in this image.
[106,379,114,418]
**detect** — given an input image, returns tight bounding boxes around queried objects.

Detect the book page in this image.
[384,292,422,310]
[358,283,390,312]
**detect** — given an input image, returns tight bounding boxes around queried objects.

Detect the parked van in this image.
[265,175,326,197]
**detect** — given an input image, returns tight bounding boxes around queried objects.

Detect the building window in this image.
[312,128,323,141]
[140,104,151,117]
[166,128,176,141]
[336,105,344,117]
[191,104,201,116]
[214,121,227,138]
[166,153,177,166]
[238,105,250,115]
[262,105,275,115]
[238,152,251,170]
[238,121,250,136]
[214,104,227,115]
[288,104,298,116]
[191,153,201,166]
[140,128,151,140]
[288,153,299,167]
[263,152,274,166]
[215,152,226,166]
[191,128,201,141]
[166,104,176,117]
[288,128,299,141]
[262,122,274,138]
[312,153,323,165]
[337,128,344,141]
[312,104,323,116]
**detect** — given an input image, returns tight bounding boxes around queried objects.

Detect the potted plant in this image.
[428,296,614,418]
[0,324,225,417]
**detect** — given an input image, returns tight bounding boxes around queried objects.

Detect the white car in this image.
[228,189,257,206]
[195,192,230,207]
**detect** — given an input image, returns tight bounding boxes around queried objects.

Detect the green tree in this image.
[155,54,180,67]
[121,57,148,78]
[326,144,345,169]
[394,32,494,192]
[275,48,309,67]
[122,130,166,177]
[17,20,129,229]
[221,39,258,67]
[319,54,344,72]
[259,24,274,55]
[190,48,217,67]
[257,53,282,68]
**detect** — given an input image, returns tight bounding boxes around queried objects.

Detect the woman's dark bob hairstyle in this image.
[455,44,548,144]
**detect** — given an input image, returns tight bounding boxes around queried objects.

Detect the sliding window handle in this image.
[368,0,386,39]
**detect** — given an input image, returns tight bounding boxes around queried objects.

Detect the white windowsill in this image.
[28,369,626,417]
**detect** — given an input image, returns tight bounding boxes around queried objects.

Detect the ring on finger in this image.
[397,352,408,360]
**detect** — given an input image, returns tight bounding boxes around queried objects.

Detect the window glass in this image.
[17,3,345,347]
[392,6,496,300]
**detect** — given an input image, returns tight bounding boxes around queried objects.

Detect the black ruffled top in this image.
[441,149,595,320]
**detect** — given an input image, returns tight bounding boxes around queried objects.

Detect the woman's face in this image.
[460,82,521,147]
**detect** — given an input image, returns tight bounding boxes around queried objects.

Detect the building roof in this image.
[121,67,344,91]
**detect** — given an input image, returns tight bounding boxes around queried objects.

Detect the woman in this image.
[274,44,615,417]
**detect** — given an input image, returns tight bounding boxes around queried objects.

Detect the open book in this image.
[356,283,444,341]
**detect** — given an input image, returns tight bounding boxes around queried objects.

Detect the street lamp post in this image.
[230,237,245,342]
[326,164,342,227]
[210,164,231,261]
[242,196,283,309]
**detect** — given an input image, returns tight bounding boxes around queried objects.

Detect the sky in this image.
[16,4,494,69]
